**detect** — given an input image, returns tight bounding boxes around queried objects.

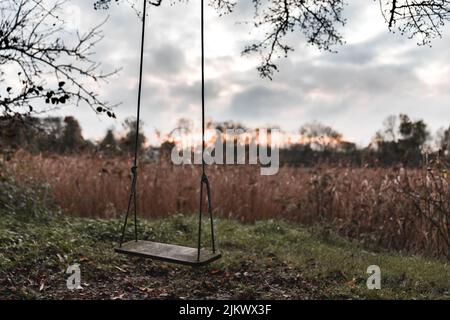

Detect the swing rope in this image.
[118,0,217,262]
[197,0,217,260]
[119,0,147,247]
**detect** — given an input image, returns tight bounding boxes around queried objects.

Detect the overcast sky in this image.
[55,0,450,146]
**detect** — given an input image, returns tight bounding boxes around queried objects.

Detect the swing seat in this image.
[115,241,221,267]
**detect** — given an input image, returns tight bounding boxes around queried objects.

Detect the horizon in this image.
[43,114,444,151]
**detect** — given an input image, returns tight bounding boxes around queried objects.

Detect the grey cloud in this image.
[170,80,222,103]
[230,85,301,118]
[276,54,421,97]
[147,44,186,75]
[320,34,396,66]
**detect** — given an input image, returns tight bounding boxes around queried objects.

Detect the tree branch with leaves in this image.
[378,0,450,45]
[0,0,119,120]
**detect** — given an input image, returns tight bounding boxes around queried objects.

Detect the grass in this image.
[0,176,449,299]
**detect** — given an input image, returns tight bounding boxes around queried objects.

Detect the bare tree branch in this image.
[378,0,450,46]
[242,0,346,79]
[0,0,119,119]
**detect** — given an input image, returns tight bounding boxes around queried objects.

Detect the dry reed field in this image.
[4,150,450,258]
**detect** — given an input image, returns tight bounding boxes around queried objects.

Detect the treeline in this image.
[1,114,449,167]
[0,116,145,157]
[282,114,449,167]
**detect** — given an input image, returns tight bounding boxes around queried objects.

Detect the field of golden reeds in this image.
[4,150,449,258]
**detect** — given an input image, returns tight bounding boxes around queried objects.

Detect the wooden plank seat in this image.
[115,240,221,267]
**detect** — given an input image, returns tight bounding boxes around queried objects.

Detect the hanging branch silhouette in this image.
[240,0,345,79]
[379,0,450,45]
[0,0,119,120]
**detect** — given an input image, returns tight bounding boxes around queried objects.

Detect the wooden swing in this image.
[115,0,221,266]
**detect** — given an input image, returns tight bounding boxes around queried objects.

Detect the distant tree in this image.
[398,114,428,145]
[381,115,398,142]
[60,117,86,154]
[119,118,146,155]
[300,122,342,139]
[436,126,450,151]
[373,114,430,166]
[0,116,39,150]
[435,126,450,163]
[299,122,342,152]
[373,136,399,166]
[95,0,450,79]
[35,117,65,153]
[373,115,400,165]
[99,128,118,154]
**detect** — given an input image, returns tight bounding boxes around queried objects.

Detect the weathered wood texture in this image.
[115,241,221,266]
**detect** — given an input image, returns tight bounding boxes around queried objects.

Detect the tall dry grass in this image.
[4,150,450,258]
